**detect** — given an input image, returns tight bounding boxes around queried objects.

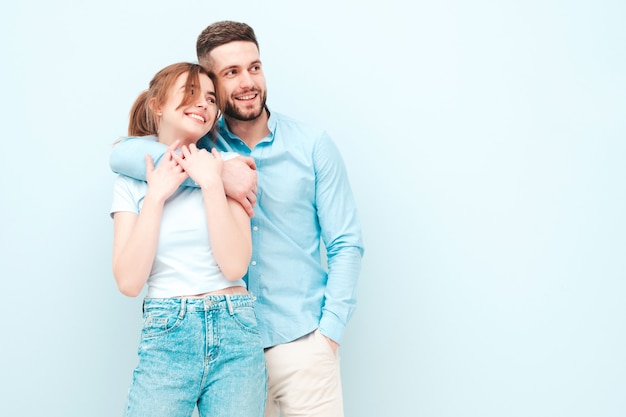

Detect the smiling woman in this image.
[110,62,266,417]
[126,63,217,145]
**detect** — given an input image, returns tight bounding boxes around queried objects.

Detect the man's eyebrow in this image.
[219,60,262,73]
[219,65,238,73]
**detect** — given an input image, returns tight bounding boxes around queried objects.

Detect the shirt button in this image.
[253,226,259,231]
[251,261,257,266]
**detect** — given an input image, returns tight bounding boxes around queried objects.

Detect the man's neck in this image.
[225,108,271,149]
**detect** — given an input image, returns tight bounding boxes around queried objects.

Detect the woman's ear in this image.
[148,97,162,117]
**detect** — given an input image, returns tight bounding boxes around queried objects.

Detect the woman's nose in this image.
[196,97,209,108]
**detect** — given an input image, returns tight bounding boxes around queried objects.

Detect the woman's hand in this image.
[172,143,223,190]
[145,148,188,202]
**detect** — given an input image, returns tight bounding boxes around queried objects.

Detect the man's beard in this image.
[223,90,267,121]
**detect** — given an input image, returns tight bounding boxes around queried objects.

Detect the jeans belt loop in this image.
[178,298,187,319]
[225,294,234,315]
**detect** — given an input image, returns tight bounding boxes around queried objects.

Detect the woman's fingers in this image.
[145,154,155,174]
[166,139,180,153]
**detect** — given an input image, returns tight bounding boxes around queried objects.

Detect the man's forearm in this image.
[319,246,363,344]
[110,137,258,211]
[110,137,197,187]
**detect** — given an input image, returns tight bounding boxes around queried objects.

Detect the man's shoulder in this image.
[271,110,313,126]
[270,110,326,138]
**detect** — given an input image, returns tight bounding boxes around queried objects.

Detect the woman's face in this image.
[157,72,218,145]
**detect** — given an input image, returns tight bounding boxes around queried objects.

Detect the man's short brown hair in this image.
[196,21,259,71]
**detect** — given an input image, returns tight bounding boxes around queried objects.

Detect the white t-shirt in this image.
[110,159,246,298]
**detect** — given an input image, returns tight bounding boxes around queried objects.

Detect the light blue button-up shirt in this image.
[110,110,364,348]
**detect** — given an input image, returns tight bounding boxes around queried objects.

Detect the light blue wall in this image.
[1,1,624,416]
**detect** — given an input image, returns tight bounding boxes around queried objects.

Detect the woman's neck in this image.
[158,134,196,147]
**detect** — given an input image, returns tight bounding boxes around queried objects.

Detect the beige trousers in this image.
[264,329,344,417]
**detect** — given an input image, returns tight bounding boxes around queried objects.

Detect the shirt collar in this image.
[219,106,275,145]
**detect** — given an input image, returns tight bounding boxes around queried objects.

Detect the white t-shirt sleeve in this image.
[110,175,145,218]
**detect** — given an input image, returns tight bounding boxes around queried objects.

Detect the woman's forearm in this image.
[201,183,252,281]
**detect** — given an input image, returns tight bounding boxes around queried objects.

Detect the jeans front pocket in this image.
[230,306,261,335]
[141,307,183,339]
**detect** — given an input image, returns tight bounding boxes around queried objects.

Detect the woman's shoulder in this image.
[113,174,148,195]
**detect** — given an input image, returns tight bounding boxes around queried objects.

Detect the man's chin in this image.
[226,107,264,122]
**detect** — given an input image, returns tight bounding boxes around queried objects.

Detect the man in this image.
[110,21,364,417]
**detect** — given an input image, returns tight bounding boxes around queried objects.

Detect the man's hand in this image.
[324,335,339,355]
[221,156,258,217]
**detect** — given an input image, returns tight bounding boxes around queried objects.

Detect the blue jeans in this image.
[124,294,267,417]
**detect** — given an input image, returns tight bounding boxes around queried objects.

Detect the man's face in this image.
[208,41,267,122]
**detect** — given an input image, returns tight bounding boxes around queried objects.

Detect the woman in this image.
[110,62,266,417]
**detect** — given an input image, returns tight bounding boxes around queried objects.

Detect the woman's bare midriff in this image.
[175,286,248,298]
